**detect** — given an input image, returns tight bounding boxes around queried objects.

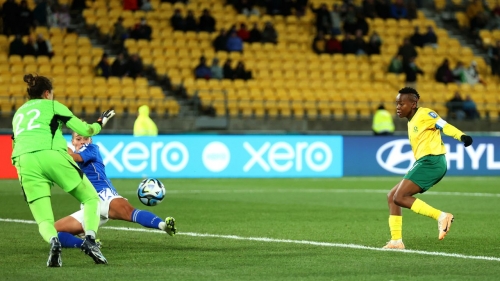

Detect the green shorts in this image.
[403,154,447,192]
[13,150,84,203]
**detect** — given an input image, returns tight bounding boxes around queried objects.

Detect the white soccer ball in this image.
[137,178,166,206]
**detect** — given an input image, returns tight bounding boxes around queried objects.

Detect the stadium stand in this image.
[0,0,179,117]
[81,0,499,121]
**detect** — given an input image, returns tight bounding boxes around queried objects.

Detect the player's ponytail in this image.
[23,74,53,100]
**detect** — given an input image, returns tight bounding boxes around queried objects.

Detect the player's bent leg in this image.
[68,178,107,264]
[393,179,422,209]
[55,216,85,248]
[69,177,100,238]
[108,198,177,236]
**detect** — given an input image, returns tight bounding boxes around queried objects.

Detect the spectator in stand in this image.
[70,0,86,11]
[453,61,467,83]
[466,0,488,33]
[226,31,243,52]
[410,27,425,48]
[235,0,260,16]
[170,9,185,31]
[488,40,500,76]
[25,36,37,56]
[36,34,53,57]
[111,53,129,77]
[446,92,466,120]
[312,31,326,54]
[435,59,454,84]
[131,18,152,41]
[237,23,250,42]
[326,35,342,54]
[463,95,480,120]
[342,6,358,35]
[210,58,223,80]
[198,9,216,33]
[33,0,48,26]
[213,29,228,51]
[234,61,252,80]
[363,0,378,18]
[223,59,234,79]
[356,12,369,35]
[407,0,417,20]
[141,0,153,11]
[423,26,438,47]
[354,29,367,55]
[18,0,34,35]
[464,61,483,85]
[330,4,342,35]
[388,55,403,74]
[2,0,20,35]
[342,33,357,55]
[266,0,283,15]
[403,57,424,89]
[367,32,382,55]
[52,5,71,30]
[261,21,278,44]
[375,0,390,19]
[390,0,407,19]
[295,0,308,17]
[185,10,198,32]
[95,53,111,79]
[310,3,332,34]
[123,0,138,11]
[9,35,25,56]
[113,17,129,43]
[249,23,262,43]
[397,38,417,64]
[194,56,212,79]
[127,54,144,78]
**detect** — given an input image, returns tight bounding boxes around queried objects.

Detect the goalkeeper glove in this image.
[97,109,116,127]
[460,135,473,147]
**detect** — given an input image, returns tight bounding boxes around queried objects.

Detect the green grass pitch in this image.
[1,177,500,280]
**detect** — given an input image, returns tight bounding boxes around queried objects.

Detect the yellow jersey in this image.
[408,107,465,160]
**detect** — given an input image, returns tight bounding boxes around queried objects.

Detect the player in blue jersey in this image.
[54,132,177,248]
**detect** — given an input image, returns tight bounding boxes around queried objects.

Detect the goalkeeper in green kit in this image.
[11,74,115,267]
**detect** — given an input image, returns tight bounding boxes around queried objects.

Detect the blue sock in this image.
[131,209,163,230]
[58,232,84,248]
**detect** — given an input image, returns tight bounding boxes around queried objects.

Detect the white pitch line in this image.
[1,218,500,262]
[115,188,500,198]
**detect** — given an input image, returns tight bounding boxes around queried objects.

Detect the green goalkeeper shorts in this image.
[13,150,85,203]
[403,154,447,192]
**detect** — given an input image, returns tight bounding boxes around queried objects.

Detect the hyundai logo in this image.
[376,139,415,174]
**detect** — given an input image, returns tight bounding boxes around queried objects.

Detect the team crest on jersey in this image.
[413,126,418,133]
[429,112,438,118]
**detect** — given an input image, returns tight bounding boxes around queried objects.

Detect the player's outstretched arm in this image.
[54,101,102,137]
[442,122,473,147]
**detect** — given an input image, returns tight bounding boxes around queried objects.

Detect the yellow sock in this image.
[389,215,402,240]
[410,198,442,220]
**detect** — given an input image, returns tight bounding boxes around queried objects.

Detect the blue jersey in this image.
[75,143,117,194]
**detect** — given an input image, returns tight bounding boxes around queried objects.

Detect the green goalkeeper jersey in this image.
[11,99,102,159]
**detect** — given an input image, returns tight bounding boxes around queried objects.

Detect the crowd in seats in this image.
[446,91,480,120]
[95,53,145,79]
[194,56,252,80]
[1,0,71,36]
[170,8,216,32]
[9,33,53,57]
[81,0,499,121]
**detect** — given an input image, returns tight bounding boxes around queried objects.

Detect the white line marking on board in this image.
[115,188,500,198]
[1,218,499,262]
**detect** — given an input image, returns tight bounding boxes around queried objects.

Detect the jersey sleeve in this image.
[53,101,102,137]
[77,144,98,164]
[425,109,464,141]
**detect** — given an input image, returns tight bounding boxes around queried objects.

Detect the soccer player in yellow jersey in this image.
[383,87,473,249]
